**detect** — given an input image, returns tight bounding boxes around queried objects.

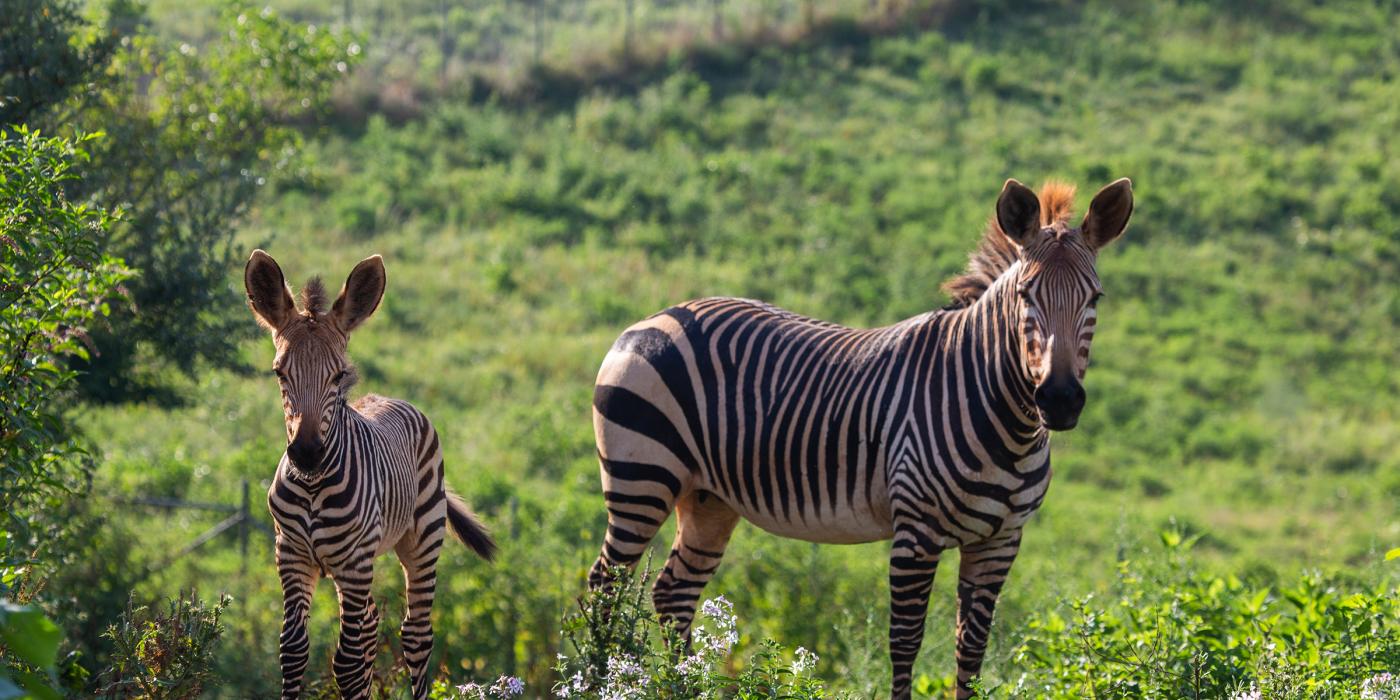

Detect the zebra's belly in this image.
[741,508,895,544]
[702,486,895,544]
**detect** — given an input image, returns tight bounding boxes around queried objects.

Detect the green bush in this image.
[1008,534,1400,699]
[0,128,129,594]
[93,592,231,699]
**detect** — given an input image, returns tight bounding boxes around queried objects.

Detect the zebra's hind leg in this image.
[954,530,1022,700]
[397,499,448,700]
[651,489,739,641]
[587,454,687,589]
[888,524,944,700]
[331,560,381,700]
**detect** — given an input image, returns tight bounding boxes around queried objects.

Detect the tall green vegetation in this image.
[0,129,128,596]
[0,128,127,700]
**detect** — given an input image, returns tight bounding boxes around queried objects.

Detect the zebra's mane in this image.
[941,181,1077,308]
[300,277,330,315]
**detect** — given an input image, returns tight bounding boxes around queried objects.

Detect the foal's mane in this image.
[300,277,330,315]
[941,181,1077,308]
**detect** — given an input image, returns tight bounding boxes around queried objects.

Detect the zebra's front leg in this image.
[397,510,447,700]
[954,530,1022,699]
[888,526,943,700]
[276,541,319,700]
[331,561,381,700]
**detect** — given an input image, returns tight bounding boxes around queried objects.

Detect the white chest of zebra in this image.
[244,251,496,700]
[588,178,1134,700]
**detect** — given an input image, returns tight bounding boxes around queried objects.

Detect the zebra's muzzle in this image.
[286,435,325,474]
[1034,378,1086,431]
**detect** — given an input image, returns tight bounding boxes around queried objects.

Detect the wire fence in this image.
[111,479,275,579]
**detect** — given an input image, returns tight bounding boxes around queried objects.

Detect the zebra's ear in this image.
[1082,178,1133,250]
[331,254,386,334]
[245,249,295,332]
[996,179,1042,247]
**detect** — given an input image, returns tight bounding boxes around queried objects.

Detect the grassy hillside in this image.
[75,0,1400,696]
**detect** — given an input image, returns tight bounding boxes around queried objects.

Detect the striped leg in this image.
[586,453,686,589]
[954,530,1022,699]
[398,500,447,700]
[331,560,380,700]
[888,526,944,700]
[651,490,739,638]
[276,541,318,700]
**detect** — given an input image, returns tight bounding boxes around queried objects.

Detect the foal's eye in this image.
[1089,291,1105,307]
[331,369,348,385]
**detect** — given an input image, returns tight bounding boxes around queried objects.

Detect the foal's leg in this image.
[276,540,319,700]
[331,556,381,700]
[651,489,740,640]
[954,529,1022,700]
[397,495,448,700]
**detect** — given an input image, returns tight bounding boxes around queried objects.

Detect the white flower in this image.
[553,671,587,698]
[1362,672,1400,700]
[793,646,819,675]
[1228,686,1260,700]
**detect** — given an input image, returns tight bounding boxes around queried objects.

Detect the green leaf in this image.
[9,670,60,700]
[0,601,62,670]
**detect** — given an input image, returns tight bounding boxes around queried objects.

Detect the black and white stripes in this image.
[246,251,495,700]
[587,179,1134,699]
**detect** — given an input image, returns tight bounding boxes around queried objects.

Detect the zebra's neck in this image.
[313,399,358,481]
[941,270,1046,452]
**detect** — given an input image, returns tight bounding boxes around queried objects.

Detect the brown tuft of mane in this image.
[300,277,329,315]
[941,181,1077,308]
[1036,180,1076,226]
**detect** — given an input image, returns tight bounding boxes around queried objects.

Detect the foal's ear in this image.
[996,179,1043,247]
[331,255,386,333]
[1082,178,1134,250]
[245,249,295,332]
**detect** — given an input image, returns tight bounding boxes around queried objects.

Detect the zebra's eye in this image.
[1089,291,1105,308]
[331,369,348,386]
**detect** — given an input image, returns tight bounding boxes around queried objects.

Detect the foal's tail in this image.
[445,490,497,561]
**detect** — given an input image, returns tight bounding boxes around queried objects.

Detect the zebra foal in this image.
[588,179,1134,699]
[244,250,496,700]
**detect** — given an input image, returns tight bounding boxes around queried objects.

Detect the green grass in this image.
[75,0,1400,696]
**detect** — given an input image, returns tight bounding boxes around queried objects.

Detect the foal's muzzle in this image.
[286,434,325,474]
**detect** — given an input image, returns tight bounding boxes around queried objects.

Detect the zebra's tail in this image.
[445,490,497,562]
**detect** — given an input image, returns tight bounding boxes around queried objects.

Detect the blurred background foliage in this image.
[2,0,1399,696]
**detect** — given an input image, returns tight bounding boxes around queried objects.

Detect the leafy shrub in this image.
[553,563,847,699]
[0,128,129,593]
[93,592,230,698]
[1007,534,1400,699]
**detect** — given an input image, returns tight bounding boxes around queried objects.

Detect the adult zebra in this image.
[588,178,1134,699]
[244,251,497,700]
